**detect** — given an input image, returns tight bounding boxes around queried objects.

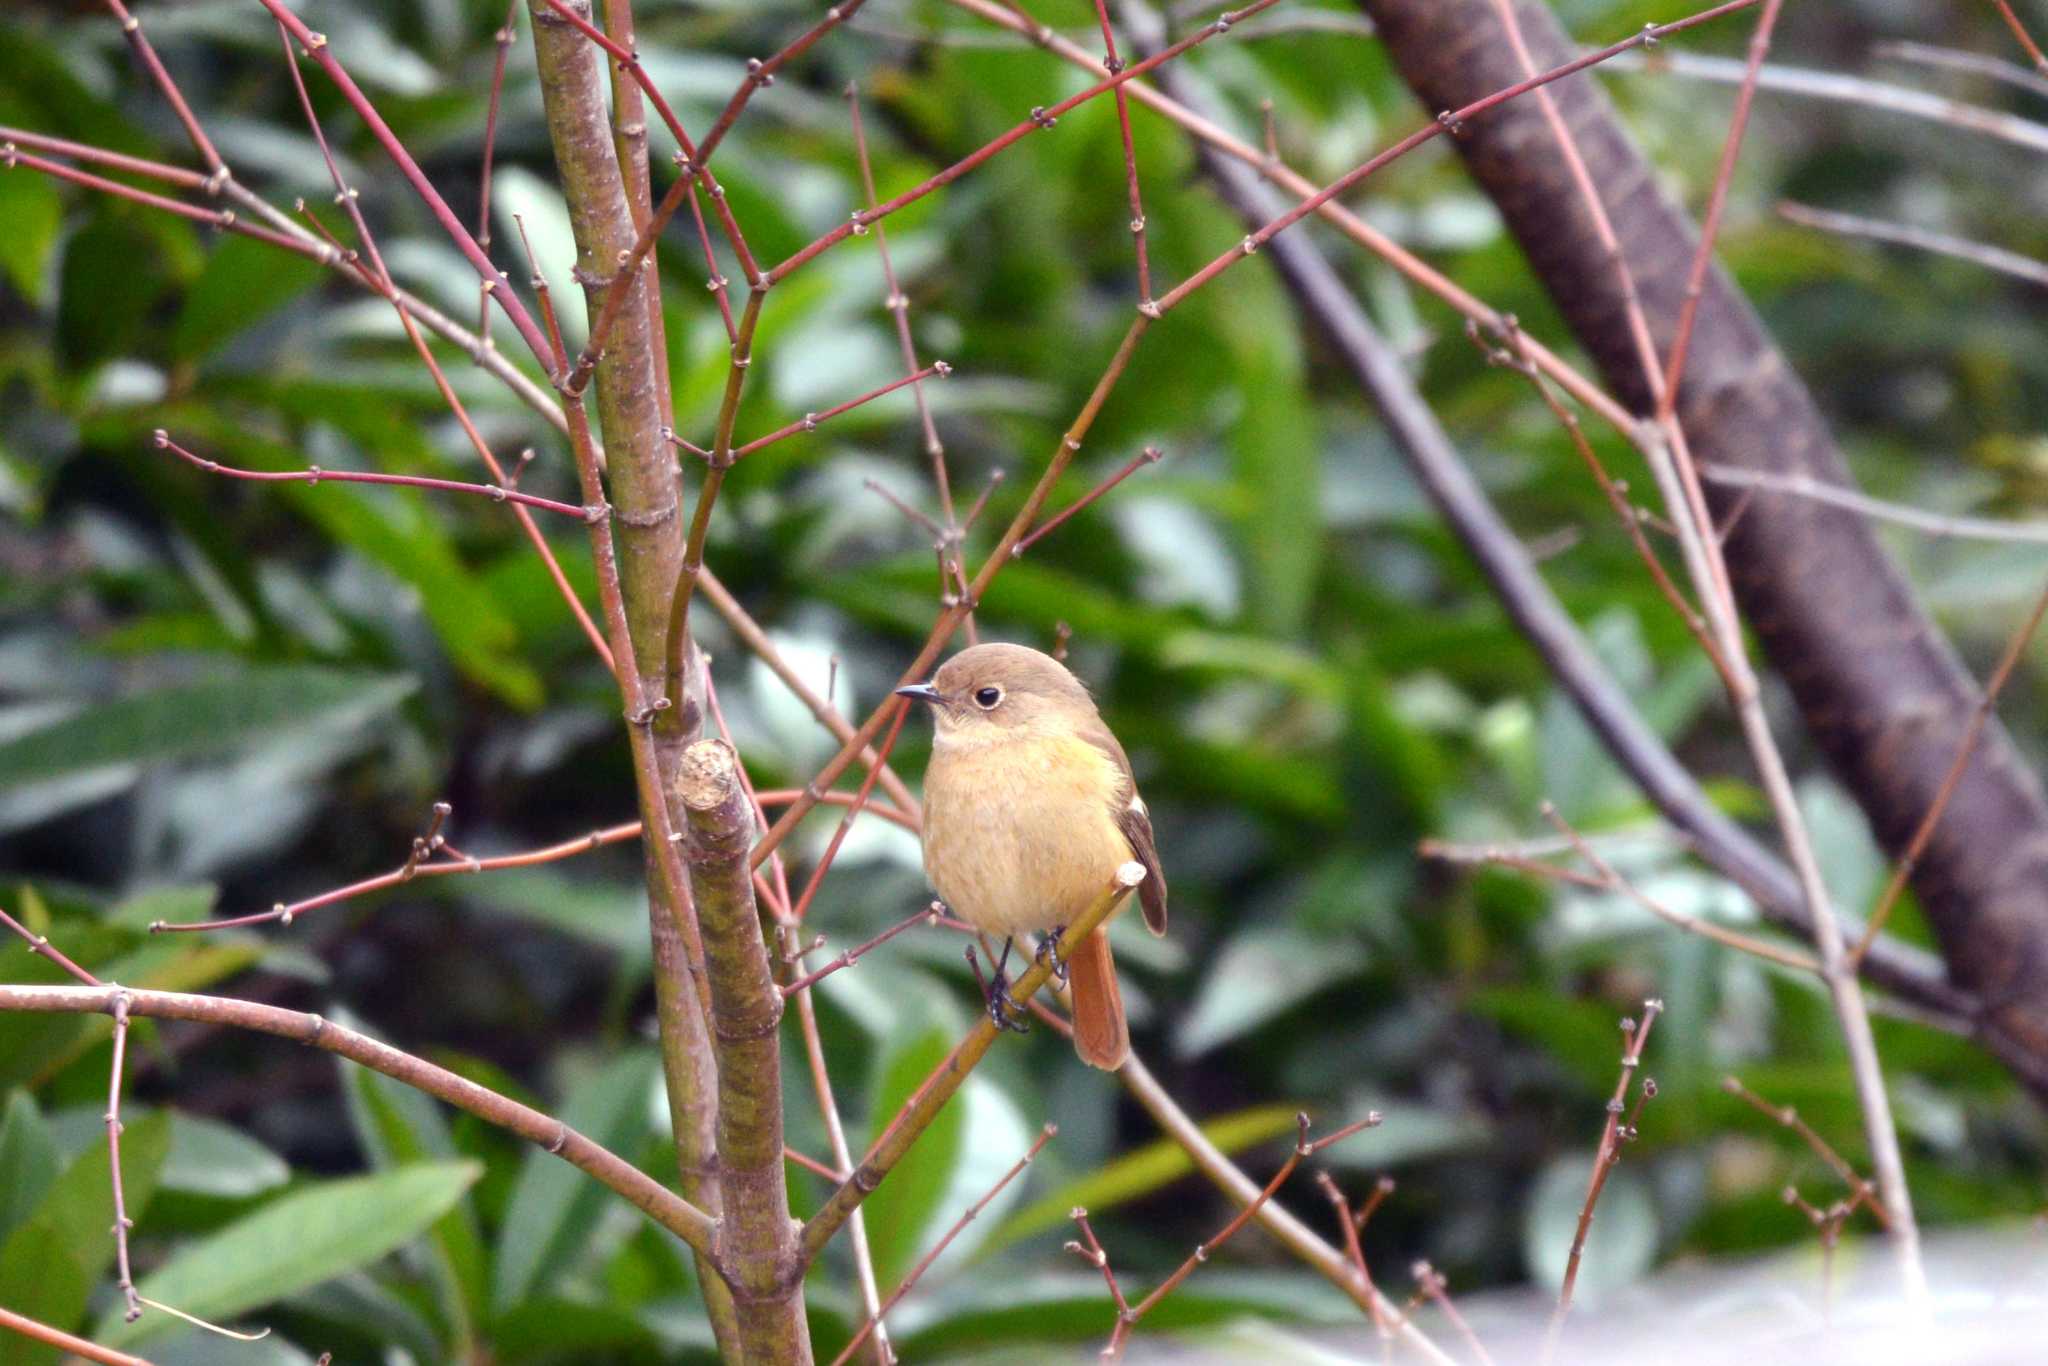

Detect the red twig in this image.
[152,808,642,933]
[156,430,595,522]
[1411,1261,1493,1366]
[1543,1001,1662,1359]
[475,0,522,339]
[1,907,102,986]
[768,0,1286,285]
[1722,1076,1886,1227]
[733,364,953,461]
[828,1123,1058,1366]
[0,126,206,190]
[0,146,303,254]
[1316,1172,1394,1342]
[1151,0,1764,318]
[1012,445,1164,557]
[1090,0,1154,304]
[1849,572,2048,967]
[781,906,943,998]
[1659,0,1785,412]
[697,0,871,166]
[786,704,912,922]
[847,85,954,523]
[100,0,226,181]
[257,0,555,367]
[1073,1111,1383,1360]
[1989,0,2048,76]
[0,1304,154,1366]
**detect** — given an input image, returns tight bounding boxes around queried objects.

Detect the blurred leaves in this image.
[0,1110,169,1362]
[493,1050,658,1311]
[102,1160,484,1348]
[2,0,2046,1360]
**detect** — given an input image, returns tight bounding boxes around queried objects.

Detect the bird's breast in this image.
[921,733,1134,936]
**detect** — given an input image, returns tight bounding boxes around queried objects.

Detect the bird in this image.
[896,642,1167,1070]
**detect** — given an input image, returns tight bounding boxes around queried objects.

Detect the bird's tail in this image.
[1068,926,1131,1070]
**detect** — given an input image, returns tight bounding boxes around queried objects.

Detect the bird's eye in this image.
[973,686,1003,710]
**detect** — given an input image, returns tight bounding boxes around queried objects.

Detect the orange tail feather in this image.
[1067,927,1130,1071]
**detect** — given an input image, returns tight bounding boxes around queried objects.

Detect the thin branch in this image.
[798,865,1146,1266]
[696,0,871,165]
[1603,48,2048,158]
[1116,1054,1455,1363]
[732,363,952,462]
[1,906,101,985]
[829,1123,1058,1366]
[1850,573,2048,965]
[1543,1002,1662,1359]
[1411,1261,1494,1366]
[1540,804,1820,972]
[0,985,720,1257]
[1150,0,1768,319]
[1871,39,2048,103]
[105,990,143,1324]
[258,0,555,367]
[0,145,304,253]
[155,430,595,522]
[1723,1076,1887,1226]
[1089,0,1155,304]
[1660,0,1786,411]
[1988,0,2048,76]
[99,0,226,180]
[1777,199,2048,290]
[768,0,1288,286]
[0,1304,155,1366]
[153,808,641,933]
[1315,1172,1393,1342]
[1080,1111,1382,1361]
[1012,446,1165,558]
[1700,463,2048,542]
[474,0,521,340]
[786,707,912,923]
[848,84,954,521]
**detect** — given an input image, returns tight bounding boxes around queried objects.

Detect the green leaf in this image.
[493,1051,658,1310]
[1223,273,1322,633]
[862,1026,966,1288]
[0,667,414,792]
[103,1160,483,1348]
[185,424,541,708]
[0,1091,59,1244]
[1174,925,1369,1058]
[158,1113,291,1200]
[986,1104,1302,1252]
[342,1051,487,1340]
[57,214,170,370]
[0,1111,170,1356]
[0,169,62,305]
[40,1107,287,1200]
[172,233,325,361]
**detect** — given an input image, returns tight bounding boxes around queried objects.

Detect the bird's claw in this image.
[986,977,1031,1034]
[1035,927,1068,986]
[967,944,1031,1034]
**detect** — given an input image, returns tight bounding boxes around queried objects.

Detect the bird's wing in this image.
[1078,715,1168,935]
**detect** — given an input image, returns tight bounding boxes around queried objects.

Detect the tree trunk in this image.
[1356,0,2048,1071]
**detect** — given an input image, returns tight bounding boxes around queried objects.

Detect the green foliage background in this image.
[3,0,2047,1360]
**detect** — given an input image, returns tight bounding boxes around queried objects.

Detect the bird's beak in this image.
[894,682,943,706]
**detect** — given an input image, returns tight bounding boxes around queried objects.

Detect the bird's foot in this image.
[967,945,1031,1034]
[1035,927,1069,986]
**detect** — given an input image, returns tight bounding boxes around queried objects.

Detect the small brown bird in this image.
[897,642,1167,1070]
